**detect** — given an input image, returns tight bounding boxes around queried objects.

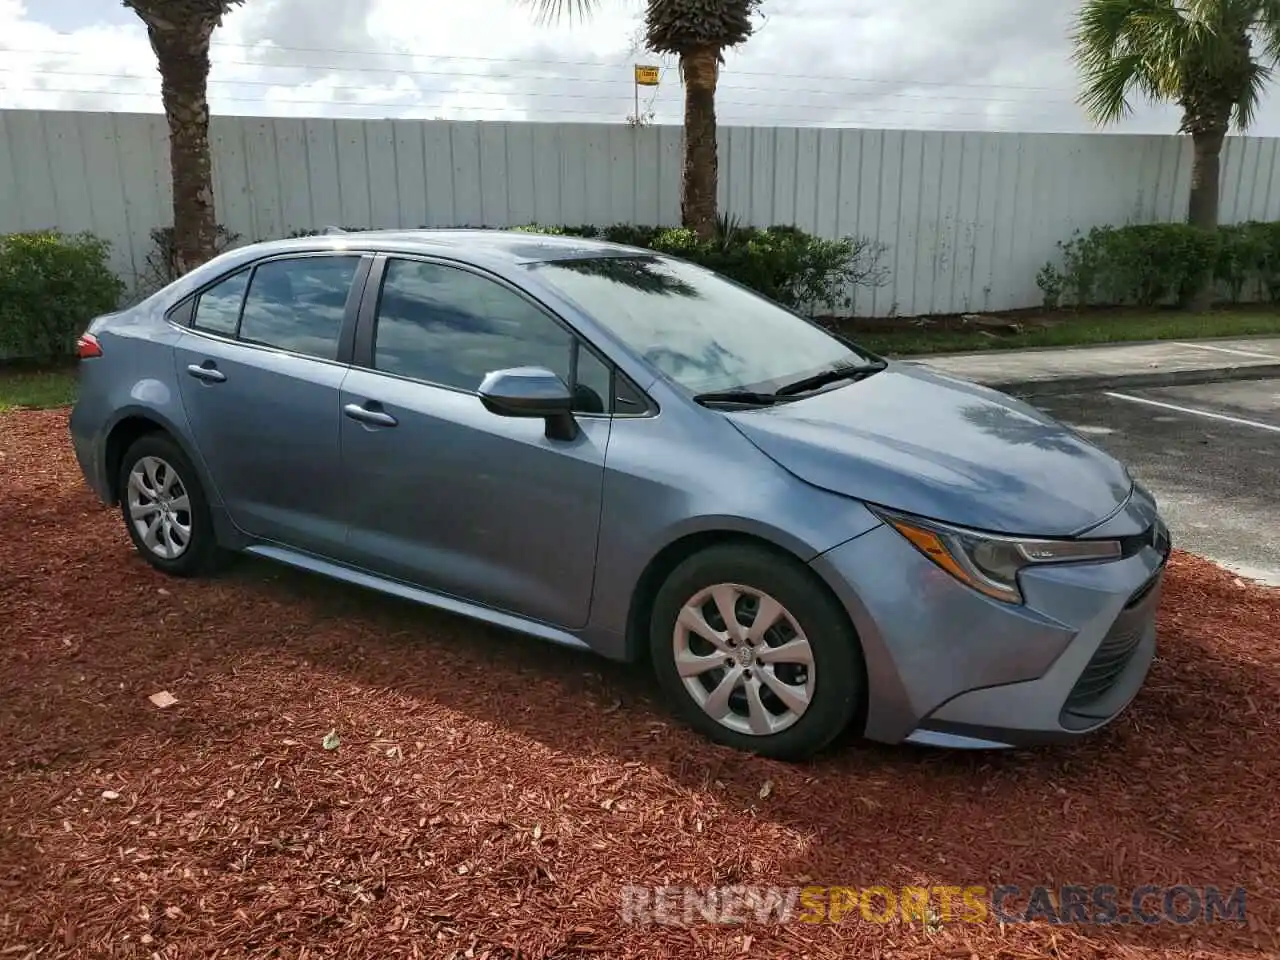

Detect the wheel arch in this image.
[626,527,872,749]
[102,408,216,507]
[623,528,861,667]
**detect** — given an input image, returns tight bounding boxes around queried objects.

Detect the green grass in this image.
[849,309,1280,357]
[0,369,77,412]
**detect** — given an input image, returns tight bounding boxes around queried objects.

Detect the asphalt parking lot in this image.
[1029,377,1280,585]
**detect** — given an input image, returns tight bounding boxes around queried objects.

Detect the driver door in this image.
[338,256,615,630]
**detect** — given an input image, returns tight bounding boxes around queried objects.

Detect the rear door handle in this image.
[343,402,398,428]
[186,363,226,383]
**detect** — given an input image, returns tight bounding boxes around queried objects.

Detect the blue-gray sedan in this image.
[69,230,1171,760]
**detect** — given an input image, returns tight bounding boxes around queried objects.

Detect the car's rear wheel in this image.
[649,544,865,761]
[117,434,224,577]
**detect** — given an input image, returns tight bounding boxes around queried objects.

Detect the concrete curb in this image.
[904,332,1280,359]
[979,362,1280,397]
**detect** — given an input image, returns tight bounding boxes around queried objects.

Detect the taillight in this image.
[77,333,102,359]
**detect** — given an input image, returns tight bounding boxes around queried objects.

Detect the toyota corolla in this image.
[69,230,1171,760]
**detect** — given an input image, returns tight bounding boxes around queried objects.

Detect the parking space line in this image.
[1174,341,1280,360]
[1103,391,1280,433]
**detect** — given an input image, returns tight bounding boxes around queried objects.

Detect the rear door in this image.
[173,253,371,557]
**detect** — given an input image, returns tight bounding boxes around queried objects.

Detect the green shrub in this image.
[1215,221,1280,303]
[142,224,243,292]
[0,231,125,362]
[274,220,888,312]
[1038,220,1280,309]
[513,221,889,312]
[598,224,663,247]
[285,226,371,239]
[510,223,567,236]
[509,223,660,246]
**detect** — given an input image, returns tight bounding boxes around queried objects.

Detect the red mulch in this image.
[1,408,1277,960]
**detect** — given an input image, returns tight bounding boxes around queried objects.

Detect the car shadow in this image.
[204,553,1276,952]
[3,523,1274,954]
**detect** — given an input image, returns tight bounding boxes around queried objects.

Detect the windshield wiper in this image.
[772,360,887,398]
[692,389,782,407]
[693,359,887,407]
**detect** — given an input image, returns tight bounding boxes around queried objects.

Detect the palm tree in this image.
[1071,0,1280,307]
[531,0,761,241]
[124,1,244,275]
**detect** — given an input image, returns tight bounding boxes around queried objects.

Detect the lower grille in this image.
[1064,619,1145,708]
[1063,564,1163,713]
[1061,523,1169,724]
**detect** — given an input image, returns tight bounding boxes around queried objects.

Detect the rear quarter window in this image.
[191,270,249,337]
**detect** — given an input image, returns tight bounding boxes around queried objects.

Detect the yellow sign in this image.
[634,65,660,86]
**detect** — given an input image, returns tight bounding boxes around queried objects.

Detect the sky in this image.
[2,0,1274,135]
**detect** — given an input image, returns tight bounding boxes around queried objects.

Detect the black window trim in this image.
[164,251,374,368]
[353,252,657,419]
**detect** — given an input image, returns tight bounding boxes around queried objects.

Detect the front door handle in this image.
[186,362,226,383]
[343,402,398,428]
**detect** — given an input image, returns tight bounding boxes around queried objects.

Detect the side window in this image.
[571,342,612,415]
[237,256,360,361]
[375,259,609,411]
[192,270,249,337]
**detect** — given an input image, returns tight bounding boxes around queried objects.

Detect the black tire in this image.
[649,543,865,761]
[117,433,226,577]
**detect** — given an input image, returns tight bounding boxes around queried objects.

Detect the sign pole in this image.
[632,64,660,124]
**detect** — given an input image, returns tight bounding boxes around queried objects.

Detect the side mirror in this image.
[477,367,579,441]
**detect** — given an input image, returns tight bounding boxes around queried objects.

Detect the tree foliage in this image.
[1071,0,1280,134]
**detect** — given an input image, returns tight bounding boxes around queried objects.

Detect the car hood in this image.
[724,362,1134,537]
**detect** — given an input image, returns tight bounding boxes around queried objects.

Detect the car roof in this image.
[242,229,652,267]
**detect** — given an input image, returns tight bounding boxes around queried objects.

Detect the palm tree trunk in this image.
[146,23,220,276]
[1188,129,1225,231]
[1185,126,1226,312]
[680,47,720,242]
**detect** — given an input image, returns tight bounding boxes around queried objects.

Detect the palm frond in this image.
[1234,58,1273,126]
[1075,52,1148,122]
[520,0,600,27]
[1251,0,1280,62]
[1067,0,1269,126]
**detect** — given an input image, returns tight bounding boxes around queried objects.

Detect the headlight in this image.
[873,508,1122,604]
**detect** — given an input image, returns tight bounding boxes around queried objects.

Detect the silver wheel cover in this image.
[672,583,816,737]
[126,456,193,561]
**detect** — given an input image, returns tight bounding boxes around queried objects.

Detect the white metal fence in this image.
[4,108,1280,316]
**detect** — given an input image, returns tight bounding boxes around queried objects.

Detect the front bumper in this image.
[810,517,1169,748]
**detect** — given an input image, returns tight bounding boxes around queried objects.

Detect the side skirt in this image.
[243,543,594,653]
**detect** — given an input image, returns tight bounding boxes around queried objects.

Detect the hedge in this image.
[1037,221,1280,309]
[0,231,124,363]
[290,221,890,313]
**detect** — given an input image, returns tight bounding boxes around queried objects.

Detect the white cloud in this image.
[0,0,1264,135]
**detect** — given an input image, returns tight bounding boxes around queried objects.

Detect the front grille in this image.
[1113,517,1172,561]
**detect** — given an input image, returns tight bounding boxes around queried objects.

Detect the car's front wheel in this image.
[649,543,865,761]
[117,433,224,577]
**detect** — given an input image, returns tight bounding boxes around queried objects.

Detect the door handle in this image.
[343,402,398,428]
[186,363,226,383]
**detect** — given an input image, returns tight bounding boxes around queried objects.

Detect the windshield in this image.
[528,255,875,395]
